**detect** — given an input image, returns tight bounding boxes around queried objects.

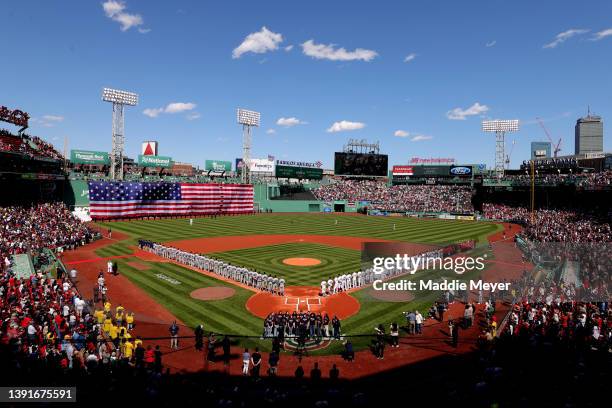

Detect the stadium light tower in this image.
[482,119,519,178]
[237,108,260,184]
[102,88,139,180]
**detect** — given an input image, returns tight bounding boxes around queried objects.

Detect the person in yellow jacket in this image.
[102,317,113,335]
[46,331,55,346]
[122,338,134,361]
[116,304,125,315]
[109,324,119,348]
[126,312,135,330]
[94,309,105,325]
[104,301,112,313]
[115,310,124,325]
[134,336,143,349]
[118,325,128,340]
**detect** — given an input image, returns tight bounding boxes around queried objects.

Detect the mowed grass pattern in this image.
[115,258,262,335]
[99,214,500,246]
[208,243,361,286]
[92,214,501,350]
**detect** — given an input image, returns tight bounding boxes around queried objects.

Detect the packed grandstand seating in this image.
[313,179,474,213]
[0,129,63,160]
[0,203,96,261]
[484,203,611,301]
[483,203,612,243]
[486,170,612,187]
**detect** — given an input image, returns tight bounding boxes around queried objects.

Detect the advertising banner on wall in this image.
[141,141,158,156]
[70,150,110,165]
[205,160,232,172]
[449,165,473,176]
[392,165,414,175]
[248,158,275,174]
[275,165,323,179]
[138,155,172,168]
[275,159,323,168]
[412,165,450,177]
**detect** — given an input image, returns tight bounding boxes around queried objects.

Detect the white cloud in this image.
[32,115,64,127]
[143,102,196,118]
[394,130,432,141]
[232,26,283,59]
[403,53,417,63]
[543,28,589,48]
[143,108,163,118]
[42,115,64,122]
[485,40,496,47]
[285,45,294,51]
[276,117,306,127]
[411,135,433,142]
[138,28,151,34]
[446,102,489,120]
[301,40,377,62]
[326,120,366,133]
[266,129,276,135]
[102,1,145,32]
[164,102,196,114]
[591,28,612,41]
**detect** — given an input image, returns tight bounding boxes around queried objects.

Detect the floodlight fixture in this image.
[482,119,519,133]
[102,88,139,106]
[236,108,261,184]
[237,108,261,127]
[481,119,520,178]
[102,87,139,180]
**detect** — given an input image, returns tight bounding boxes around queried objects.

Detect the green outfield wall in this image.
[64,179,90,208]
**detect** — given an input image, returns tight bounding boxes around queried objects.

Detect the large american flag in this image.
[88,181,254,219]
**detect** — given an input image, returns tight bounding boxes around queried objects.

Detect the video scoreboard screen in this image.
[334,152,388,176]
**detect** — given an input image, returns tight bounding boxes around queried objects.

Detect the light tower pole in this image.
[236,108,260,184]
[102,88,138,180]
[481,119,519,178]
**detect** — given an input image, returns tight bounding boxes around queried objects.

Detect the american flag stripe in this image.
[88,181,254,219]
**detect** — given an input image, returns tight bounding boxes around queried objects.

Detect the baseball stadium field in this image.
[90,213,501,353]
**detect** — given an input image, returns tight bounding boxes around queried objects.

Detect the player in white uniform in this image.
[278,279,285,296]
[321,280,327,296]
[352,272,358,288]
[327,278,334,295]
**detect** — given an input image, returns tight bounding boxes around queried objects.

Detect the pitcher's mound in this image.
[282,257,321,266]
[190,287,235,301]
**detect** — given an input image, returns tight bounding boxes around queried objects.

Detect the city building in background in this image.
[575,112,603,155]
[531,141,552,159]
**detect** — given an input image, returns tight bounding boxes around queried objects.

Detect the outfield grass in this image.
[98,213,500,246]
[208,243,361,286]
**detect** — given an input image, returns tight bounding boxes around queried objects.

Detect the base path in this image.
[246,286,360,320]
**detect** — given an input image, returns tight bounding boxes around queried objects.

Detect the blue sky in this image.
[2,0,612,169]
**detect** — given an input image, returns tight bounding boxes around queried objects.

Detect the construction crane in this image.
[505,139,516,168]
[536,117,562,157]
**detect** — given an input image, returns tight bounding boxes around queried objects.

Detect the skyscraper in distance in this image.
[575,109,603,155]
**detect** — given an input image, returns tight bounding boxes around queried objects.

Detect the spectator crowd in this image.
[0,130,63,161]
[313,180,474,213]
[1,203,95,262]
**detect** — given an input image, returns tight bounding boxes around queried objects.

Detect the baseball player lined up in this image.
[320,248,443,296]
[139,240,285,295]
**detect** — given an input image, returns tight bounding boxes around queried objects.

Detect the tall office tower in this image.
[575,111,603,155]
